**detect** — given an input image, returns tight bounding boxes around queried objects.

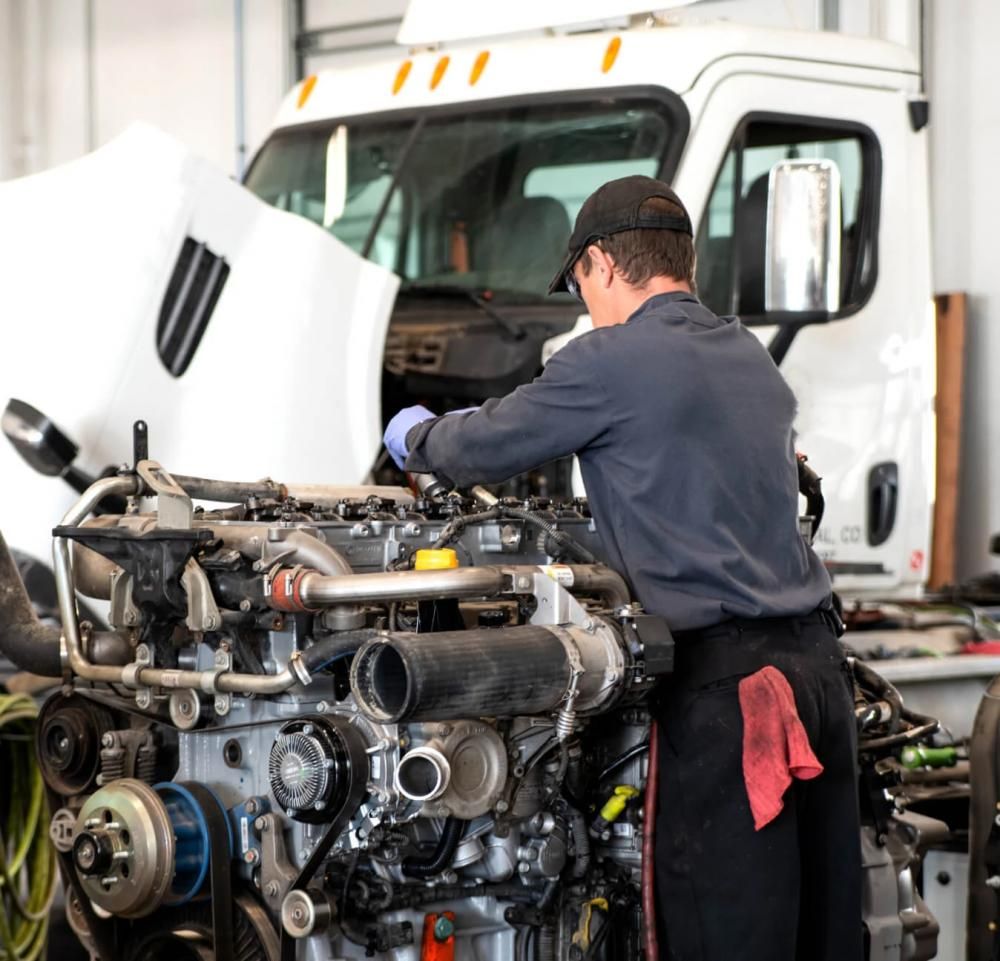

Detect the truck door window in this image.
[696,117,879,320]
[245,93,686,302]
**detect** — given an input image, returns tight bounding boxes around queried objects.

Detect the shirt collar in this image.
[625,291,701,325]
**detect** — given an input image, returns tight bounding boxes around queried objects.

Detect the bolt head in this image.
[245,799,259,815]
[303,723,314,735]
[243,849,259,865]
[239,599,252,612]
[316,701,329,714]
[101,733,115,748]
[495,800,509,813]
[254,816,267,832]
[266,881,280,899]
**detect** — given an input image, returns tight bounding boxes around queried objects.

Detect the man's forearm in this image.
[404,404,546,486]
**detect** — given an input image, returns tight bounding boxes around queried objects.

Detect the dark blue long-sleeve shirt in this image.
[404,292,831,631]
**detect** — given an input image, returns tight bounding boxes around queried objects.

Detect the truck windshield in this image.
[245,97,679,301]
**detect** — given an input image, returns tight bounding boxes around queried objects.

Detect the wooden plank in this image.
[928,292,966,588]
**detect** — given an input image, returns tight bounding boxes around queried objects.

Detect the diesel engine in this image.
[0,424,954,961]
[7,447,672,961]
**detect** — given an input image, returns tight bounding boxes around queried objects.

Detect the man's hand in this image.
[383,405,436,469]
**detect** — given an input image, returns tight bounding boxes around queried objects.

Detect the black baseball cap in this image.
[547,175,693,294]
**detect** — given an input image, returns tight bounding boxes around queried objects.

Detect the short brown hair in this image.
[579,197,696,289]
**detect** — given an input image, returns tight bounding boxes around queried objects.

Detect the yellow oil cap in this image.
[413,548,459,571]
[599,785,640,823]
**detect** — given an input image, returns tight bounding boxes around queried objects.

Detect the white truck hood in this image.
[0,123,398,565]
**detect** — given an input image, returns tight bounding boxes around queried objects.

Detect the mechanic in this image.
[383,176,862,961]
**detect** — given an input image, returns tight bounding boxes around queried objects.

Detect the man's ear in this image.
[587,244,617,289]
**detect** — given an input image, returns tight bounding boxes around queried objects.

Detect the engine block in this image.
[35,462,672,961]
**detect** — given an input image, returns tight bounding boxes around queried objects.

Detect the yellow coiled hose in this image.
[0,694,56,961]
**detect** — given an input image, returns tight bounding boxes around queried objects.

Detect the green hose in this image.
[0,694,57,961]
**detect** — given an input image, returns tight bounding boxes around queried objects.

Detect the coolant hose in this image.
[0,532,63,677]
[402,817,464,880]
[299,630,376,675]
[0,694,57,961]
[642,720,660,961]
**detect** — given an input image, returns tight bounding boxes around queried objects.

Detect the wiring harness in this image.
[0,694,56,961]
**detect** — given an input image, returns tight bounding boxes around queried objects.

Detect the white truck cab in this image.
[246,15,934,601]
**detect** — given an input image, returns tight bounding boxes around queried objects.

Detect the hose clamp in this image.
[268,565,321,613]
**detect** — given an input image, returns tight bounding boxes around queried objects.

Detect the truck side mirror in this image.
[2,398,79,477]
[764,160,842,315]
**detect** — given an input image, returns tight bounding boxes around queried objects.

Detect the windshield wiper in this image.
[399,283,526,340]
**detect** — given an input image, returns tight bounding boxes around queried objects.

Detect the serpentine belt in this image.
[279,722,367,961]
[180,781,235,961]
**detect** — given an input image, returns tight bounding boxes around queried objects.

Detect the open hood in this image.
[0,123,398,564]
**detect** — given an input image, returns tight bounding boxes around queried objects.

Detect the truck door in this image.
[676,69,934,599]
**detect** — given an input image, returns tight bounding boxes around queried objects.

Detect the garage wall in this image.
[0,0,291,180]
[927,0,1000,580]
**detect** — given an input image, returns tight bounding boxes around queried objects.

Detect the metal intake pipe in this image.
[349,623,626,723]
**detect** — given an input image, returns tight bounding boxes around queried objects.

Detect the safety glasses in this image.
[565,270,582,302]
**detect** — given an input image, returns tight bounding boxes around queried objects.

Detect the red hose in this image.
[642,720,660,960]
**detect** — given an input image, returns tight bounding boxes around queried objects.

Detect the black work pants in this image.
[653,615,863,961]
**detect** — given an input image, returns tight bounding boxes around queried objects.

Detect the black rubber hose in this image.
[0,531,62,677]
[597,741,649,784]
[300,630,377,674]
[402,817,464,880]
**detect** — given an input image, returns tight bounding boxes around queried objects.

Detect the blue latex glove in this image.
[383,405,436,469]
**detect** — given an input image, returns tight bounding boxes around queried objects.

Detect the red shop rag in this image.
[738,665,823,830]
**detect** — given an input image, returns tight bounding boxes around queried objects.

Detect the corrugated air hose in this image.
[0,694,56,961]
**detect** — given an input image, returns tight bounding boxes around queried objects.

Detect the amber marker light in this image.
[602,36,622,74]
[393,60,413,95]
[469,50,490,86]
[297,74,318,109]
[430,55,451,90]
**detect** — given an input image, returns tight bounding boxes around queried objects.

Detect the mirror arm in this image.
[61,464,97,495]
[765,311,830,365]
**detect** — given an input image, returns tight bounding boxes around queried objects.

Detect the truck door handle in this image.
[867,462,898,547]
